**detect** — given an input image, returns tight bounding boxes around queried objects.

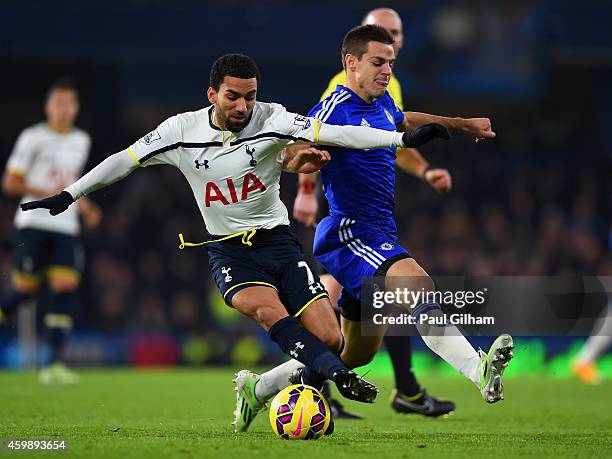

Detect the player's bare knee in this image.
[254,305,288,330]
[13,280,38,295]
[385,258,435,306]
[232,292,287,330]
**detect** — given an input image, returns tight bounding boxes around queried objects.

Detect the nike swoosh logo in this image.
[401,399,434,413]
[292,407,304,437]
[422,400,434,413]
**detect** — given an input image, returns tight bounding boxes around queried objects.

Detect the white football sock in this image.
[420,333,482,386]
[413,304,481,386]
[255,359,304,402]
[576,300,612,363]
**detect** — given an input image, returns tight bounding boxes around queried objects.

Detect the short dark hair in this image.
[209,54,261,90]
[47,76,78,100]
[341,25,395,69]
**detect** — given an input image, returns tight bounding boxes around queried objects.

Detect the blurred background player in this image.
[0,77,102,384]
[293,7,456,418]
[572,300,612,384]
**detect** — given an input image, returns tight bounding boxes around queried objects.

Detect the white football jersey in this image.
[127,102,318,235]
[6,123,90,235]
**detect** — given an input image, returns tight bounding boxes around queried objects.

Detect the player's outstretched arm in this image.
[295,118,450,150]
[279,108,450,151]
[20,150,138,215]
[402,112,495,143]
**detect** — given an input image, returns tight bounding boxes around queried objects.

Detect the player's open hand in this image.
[463,118,496,142]
[284,147,330,174]
[403,123,451,148]
[424,168,452,194]
[20,191,74,216]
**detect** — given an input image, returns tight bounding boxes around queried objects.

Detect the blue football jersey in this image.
[308,85,404,223]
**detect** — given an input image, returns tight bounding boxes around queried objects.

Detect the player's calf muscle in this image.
[341,339,380,368]
[340,318,384,368]
[299,299,342,352]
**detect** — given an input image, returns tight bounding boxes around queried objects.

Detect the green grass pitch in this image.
[1,368,612,458]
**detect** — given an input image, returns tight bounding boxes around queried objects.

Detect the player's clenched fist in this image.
[20,190,74,216]
[423,168,452,194]
[463,118,495,143]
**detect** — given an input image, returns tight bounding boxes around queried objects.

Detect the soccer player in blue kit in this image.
[245,26,514,422]
[311,24,513,403]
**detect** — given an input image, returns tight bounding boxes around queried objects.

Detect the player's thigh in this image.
[231,286,288,331]
[277,254,327,318]
[46,232,84,293]
[315,216,413,319]
[340,315,386,369]
[320,273,341,308]
[207,240,276,306]
[298,297,342,353]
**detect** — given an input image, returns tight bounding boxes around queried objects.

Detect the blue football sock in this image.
[269,316,345,380]
[47,326,69,364]
[300,366,326,390]
[384,334,421,397]
[44,291,77,364]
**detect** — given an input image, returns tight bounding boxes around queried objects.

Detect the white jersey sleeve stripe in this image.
[316,90,349,122]
[321,93,351,123]
[315,91,344,120]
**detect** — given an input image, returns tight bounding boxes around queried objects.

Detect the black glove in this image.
[20,191,74,216]
[402,123,451,148]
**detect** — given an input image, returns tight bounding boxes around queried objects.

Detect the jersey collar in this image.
[208,106,223,131]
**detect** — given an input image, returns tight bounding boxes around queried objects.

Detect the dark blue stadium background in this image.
[0,0,611,367]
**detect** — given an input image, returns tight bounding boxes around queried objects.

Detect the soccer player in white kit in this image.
[20,54,450,428]
[1,77,102,384]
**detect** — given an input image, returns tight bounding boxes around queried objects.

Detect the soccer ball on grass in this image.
[268,384,331,440]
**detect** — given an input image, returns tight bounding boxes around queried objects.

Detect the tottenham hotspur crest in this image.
[221,266,232,283]
[245,145,257,166]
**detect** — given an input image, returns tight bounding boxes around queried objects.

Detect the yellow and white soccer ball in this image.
[269,384,331,440]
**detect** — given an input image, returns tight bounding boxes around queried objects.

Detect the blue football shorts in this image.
[313,216,412,321]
